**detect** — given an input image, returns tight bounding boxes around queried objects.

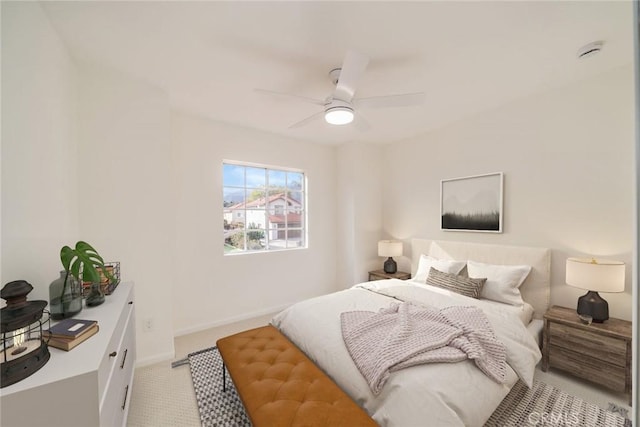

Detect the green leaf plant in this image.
[60,241,114,285]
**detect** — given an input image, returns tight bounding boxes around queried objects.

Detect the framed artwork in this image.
[440,172,503,233]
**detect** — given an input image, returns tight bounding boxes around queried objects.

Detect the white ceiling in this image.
[41,1,634,146]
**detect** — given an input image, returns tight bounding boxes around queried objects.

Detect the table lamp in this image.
[565,257,625,323]
[378,240,403,274]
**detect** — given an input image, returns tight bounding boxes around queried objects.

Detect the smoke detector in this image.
[577,41,604,59]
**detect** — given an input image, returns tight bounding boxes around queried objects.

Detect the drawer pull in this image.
[109,351,117,358]
[122,384,129,411]
[128,301,133,305]
[120,348,128,369]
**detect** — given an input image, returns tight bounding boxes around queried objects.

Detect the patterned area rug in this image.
[485,380,631,427]
[188,347,251,427]
[188,346,631,427]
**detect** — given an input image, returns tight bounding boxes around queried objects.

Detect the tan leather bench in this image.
[217,325,377,427]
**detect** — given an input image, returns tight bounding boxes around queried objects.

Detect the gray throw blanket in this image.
[341,302,507,395]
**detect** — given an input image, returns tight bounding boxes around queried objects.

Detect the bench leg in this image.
[222,362,226,392]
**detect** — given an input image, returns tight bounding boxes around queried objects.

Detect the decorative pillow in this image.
[426,268,486,299]
[414,254,466,283]
[467,260,532,306]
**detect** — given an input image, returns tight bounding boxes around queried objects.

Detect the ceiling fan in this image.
[255,50,425,129]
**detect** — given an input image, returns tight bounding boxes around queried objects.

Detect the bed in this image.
[271,239,551,427]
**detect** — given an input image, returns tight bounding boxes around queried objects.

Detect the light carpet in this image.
[188,346,631,427]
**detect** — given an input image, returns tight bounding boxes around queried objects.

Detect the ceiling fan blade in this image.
[354,92,426,109]
[288,110,325,129]
[353,111,371,132]
[333,50,369,102]
[254,88,325,106]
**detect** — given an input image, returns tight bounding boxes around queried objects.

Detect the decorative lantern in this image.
[1,280,50,388]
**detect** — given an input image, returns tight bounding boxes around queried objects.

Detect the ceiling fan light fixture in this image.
[325,106,354,125]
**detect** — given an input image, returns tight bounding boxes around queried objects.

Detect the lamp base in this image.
[577,291,609,323]
[1,341,50,388]
[383,257,397,274]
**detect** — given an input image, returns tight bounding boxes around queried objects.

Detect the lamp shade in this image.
[566,257,625,293]
[378,240,403,258]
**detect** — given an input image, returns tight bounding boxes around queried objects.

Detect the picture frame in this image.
[440,172,503,233]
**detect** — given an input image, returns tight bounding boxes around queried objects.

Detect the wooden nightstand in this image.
[368,270,411,281]
[542,305,632,404]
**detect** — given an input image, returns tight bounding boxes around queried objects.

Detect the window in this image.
[223,161,306,254]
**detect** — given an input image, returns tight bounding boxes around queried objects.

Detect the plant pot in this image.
[49,271,83,320]
[86,282,105,307]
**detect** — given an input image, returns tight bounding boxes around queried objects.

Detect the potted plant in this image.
[49,241,114,319]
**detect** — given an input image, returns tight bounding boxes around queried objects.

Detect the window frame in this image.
[223,160,307,255]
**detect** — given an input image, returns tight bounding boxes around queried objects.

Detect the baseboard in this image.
[173,302,293,337]
[136,350,176,368]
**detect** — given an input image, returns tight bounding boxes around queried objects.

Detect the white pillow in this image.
[467,260,531,306]
[414,254,466,283]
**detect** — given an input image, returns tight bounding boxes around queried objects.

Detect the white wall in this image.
[1,2,79,300]
[0,1,338,360]
[1,2,175,364]
[76,63,175,364]
[336,142,383,287]
[383,65,635,320]
[171,112,337,335]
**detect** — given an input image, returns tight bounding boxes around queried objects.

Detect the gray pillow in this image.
[426,267,486,299]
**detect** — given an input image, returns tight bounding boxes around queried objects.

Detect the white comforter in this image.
[270,279,541,427]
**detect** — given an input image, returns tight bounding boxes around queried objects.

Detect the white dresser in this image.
[1,281,136,427]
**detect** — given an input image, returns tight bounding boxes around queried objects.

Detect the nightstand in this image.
[542,305,632,405]
[368,269,411,281]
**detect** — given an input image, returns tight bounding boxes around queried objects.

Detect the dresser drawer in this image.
[98,299,134,407]
[548,344,626,392]
[549,322,626,367]
[100,307,136,427]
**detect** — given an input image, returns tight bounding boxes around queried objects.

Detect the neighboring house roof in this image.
[269,213,302,224]
[228,192,301,210]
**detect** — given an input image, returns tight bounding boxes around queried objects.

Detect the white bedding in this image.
[271,279,542,427]
[405,278,535,325]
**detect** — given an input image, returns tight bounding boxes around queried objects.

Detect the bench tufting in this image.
[216,325,377,427]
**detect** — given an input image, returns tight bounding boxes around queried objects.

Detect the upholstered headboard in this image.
[411,239,551,319]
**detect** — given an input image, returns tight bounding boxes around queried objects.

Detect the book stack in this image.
[44,318,99,351]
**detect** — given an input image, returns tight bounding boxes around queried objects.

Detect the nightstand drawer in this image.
[549,344,626,392]
[549,322,626,367]
[542,306,631,405]
[368,270,411,281]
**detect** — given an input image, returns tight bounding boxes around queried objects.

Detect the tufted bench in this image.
[216,325,377,427]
